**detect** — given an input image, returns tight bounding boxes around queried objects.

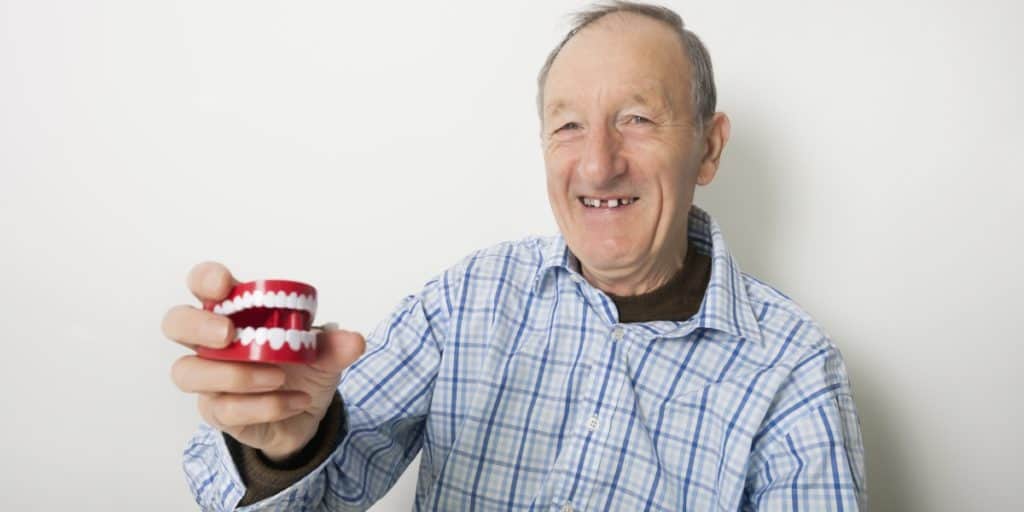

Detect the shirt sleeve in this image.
[742,341,868,511]
[181,271,452,511]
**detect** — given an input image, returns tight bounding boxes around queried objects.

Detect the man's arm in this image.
[742,342,867,510]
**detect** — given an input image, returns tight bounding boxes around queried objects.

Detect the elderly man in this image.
[164,2,866,510]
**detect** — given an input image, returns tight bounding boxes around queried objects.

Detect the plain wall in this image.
[2,1,1021,510]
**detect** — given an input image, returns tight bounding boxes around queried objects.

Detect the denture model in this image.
[197,280,318,364]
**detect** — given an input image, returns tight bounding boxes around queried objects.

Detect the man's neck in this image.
[580,241,688,297]
[585,238,710,323]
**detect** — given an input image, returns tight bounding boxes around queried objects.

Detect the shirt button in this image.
[586,415,599,432]
[611,326,624,341]
[561,504,575,512]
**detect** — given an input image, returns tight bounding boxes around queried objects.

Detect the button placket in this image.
[610,326,624,341]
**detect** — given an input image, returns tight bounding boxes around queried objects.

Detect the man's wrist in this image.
[223,390,346,505]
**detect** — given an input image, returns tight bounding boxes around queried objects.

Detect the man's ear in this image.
[695,112,731,186]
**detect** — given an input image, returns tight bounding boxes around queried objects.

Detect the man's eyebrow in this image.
[632,93,651,105]
[631,90,675,117]
[544,100,568,116]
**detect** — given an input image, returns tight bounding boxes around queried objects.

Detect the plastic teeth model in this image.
[197,280,318,364]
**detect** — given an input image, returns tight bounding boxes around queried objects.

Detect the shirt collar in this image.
[533,205,764,344]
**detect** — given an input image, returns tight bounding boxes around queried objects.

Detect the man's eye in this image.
[628,115,651,124]
[555,122,581,133]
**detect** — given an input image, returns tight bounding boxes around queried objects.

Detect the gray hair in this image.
[536,1,716,132]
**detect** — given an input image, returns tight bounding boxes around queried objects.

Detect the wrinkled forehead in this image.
[543,80,678,118]
[541,17,691,117]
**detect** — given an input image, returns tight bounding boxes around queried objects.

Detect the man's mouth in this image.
[578,196,639,209]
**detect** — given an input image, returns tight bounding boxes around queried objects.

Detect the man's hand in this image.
[162,262,365,462]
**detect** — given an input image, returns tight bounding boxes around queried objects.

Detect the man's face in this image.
[541,14,710,291]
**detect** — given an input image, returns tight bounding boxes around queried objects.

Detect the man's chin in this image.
[574,239,641,274]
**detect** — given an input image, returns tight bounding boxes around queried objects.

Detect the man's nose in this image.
[578,124,626,183]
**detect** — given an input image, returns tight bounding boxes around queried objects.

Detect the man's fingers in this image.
[161,305,234,349]
[312,328,367,375]
[187,261,239,303]
[171,355,285,393]
[198,391,312,429]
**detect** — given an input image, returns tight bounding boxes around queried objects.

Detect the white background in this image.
[2,1,1022,510]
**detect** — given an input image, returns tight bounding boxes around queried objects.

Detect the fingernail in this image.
[202,318,230,345]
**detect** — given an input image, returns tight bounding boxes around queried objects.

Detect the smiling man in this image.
[170,2,866,510]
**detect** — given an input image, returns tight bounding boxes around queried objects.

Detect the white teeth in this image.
[268,328,285,349]
[240,327,256,345]
[212,291,317,316]
[285,329,301,351]
[607,199,619,208]
[234,327,316,351]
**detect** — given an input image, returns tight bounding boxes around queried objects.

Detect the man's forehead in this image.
[541,16,690,117]
[544,82,675,116]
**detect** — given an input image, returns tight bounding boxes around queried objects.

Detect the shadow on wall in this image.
[695,105,914,511]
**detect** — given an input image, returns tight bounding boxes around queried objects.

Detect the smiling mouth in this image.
[578,196,640,209]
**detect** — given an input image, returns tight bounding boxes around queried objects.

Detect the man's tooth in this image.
[608,199,619,208]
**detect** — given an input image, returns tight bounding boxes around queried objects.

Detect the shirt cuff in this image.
[223,390,346,506]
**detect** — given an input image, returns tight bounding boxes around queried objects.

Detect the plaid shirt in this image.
[184,206,867,511]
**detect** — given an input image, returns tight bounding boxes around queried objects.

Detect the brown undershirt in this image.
[226,238,712,506]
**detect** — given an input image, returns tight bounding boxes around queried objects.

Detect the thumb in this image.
[311,325,366,376]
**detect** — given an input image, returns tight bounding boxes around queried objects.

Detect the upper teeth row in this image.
[582,197,636,208]
[213,291,317,316]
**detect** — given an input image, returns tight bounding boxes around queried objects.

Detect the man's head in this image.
[539,1,731,296]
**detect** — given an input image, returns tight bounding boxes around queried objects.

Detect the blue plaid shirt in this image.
[184,206,867,511]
